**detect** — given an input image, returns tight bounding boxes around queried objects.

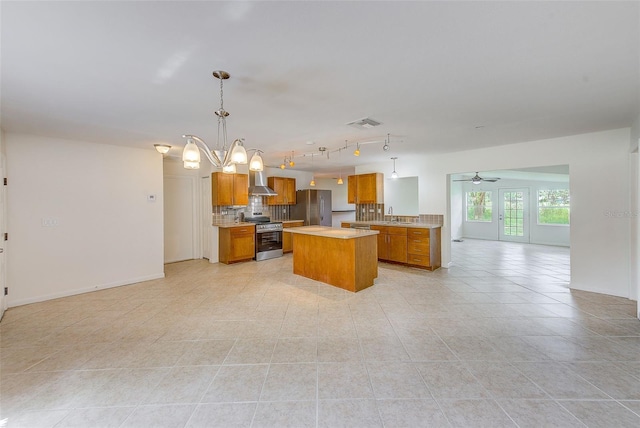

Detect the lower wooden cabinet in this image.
[370,226,407,263]
[343,223,441,270]
[219,225,255,264]
[406,227,441,271]
[283,221,304,253]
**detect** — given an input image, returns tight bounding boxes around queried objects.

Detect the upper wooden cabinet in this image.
[347,173,383,204]
[266,177,296,205]
[211,172,248,206]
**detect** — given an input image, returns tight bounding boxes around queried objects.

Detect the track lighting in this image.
[382,133,391,152]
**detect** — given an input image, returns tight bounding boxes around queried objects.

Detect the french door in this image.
[498,188,529,243]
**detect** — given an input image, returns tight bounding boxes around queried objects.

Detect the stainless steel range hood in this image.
[249,171,277,196]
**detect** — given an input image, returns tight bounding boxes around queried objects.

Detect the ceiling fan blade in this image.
[483,178,500,182]
[452,179,471,182]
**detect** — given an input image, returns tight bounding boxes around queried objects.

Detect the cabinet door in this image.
[267,177,285,205]
[347,175,357,204]
[370,225,387,259]
[230,233,255,260]
[233,174,249,206]
[282,221,303,253]
[388,234,408,263]
[285,178,296,204]
[357,173,380,204]
[212,173,234,206]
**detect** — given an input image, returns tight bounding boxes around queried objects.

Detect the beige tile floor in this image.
[1,239,639,427]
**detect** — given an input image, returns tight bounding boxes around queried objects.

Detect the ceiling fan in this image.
[453,172,500,184]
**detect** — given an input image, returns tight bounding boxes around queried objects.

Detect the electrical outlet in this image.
[41,218,58,227]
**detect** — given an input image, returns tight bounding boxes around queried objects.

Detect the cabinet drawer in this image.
[407,241,429,255]
[230,226,255,236]
[407,228,429,238]
[407,254,430,267]
[370,225,387,233]
[387,226,407,236]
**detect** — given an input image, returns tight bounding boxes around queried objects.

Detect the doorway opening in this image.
[449,166,570,285]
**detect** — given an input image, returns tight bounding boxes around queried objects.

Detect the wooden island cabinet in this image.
[285,226,379,292]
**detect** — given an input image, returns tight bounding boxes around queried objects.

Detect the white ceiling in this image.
[2,1,638,174]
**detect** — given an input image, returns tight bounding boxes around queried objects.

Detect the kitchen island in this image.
[284,226,379,292]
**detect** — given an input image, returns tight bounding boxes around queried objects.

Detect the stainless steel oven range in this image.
[244,215,283,261]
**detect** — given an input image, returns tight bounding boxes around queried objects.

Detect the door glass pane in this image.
[503,191,524,236]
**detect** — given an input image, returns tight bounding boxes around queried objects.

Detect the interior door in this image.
[164,175,196,262]
[0,152,6,318]
[498,188,529,243]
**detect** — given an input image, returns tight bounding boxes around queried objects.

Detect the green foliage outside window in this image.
[466,191,492,222]
[538,189,570,225]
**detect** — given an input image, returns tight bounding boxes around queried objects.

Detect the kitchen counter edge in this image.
[344,221,442,229]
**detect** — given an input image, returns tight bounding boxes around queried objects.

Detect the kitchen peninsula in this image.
[285,226,379,292]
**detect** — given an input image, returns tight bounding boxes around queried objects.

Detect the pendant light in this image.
[390,157,399,178]
[289,151,295,167]
[180,70,247,170]
[337,144,344,184]
[249,150,264,171]
[309,153,316,186]
[353,142,360,156]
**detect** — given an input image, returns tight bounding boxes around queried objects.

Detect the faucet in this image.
[388,206,397,222]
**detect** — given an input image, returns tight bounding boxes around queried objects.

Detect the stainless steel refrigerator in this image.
[290,189,332,226]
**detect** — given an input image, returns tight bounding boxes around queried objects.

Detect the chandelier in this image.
[182,70,249,172]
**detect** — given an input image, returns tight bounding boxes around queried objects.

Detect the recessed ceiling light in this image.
[306,141,315,145]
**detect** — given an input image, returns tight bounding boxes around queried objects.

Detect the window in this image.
[466,191,492,222]
[538,189,570,225]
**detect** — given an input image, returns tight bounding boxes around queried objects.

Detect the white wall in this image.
[357,128,634,299]
[5,134,165,306]
[450,181,463,240]
[631,114,640,313]
[460,178,571,246]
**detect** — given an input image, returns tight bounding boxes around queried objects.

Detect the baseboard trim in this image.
[8,272,166,308]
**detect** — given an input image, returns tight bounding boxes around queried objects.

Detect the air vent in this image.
[347,117,382,129]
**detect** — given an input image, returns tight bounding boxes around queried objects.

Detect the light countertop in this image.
[284,225,379,239]
[345,221,442,229]
[212,222,256,229]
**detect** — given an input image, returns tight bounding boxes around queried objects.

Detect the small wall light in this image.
[154,144,171,154]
